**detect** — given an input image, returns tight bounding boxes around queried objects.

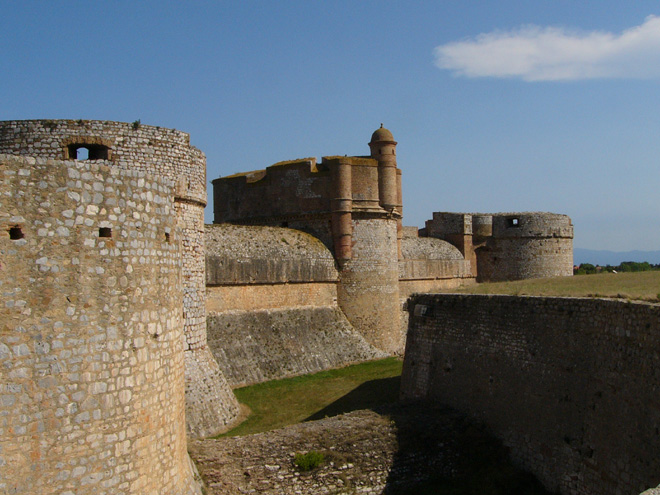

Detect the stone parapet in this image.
[0,119,206,205]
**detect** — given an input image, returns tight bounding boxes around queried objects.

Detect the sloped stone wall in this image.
[207,307,385,387]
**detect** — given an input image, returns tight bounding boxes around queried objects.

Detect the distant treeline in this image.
[574,261,660,275]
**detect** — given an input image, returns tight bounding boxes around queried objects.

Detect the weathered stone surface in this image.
[205,223,338,285]
[207,306,385,387]
[0,119,241,438]
[402,294,660,495]
[424,212,574,282]
[0,154,200,495]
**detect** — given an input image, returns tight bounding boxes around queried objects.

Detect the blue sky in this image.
[3,1,660,251]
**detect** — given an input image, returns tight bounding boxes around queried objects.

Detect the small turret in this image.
[369,124,399,212]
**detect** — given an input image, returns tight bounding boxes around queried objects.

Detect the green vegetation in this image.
[217,357,554,493]
[575,261,660,275]
[217,357,402,437]
[443,271,660,302]
[131,119,141,130]
[293,451,325,471]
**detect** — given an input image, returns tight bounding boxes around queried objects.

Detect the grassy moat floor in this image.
[209,358,555,494]
[218,357,403,437]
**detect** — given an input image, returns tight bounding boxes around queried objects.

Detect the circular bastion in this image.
[0,154,200,494]
[0,119,241,438]
[478,213,574,281]
[0,119,206,205]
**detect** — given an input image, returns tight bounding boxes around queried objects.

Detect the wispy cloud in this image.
[435,15,660,81]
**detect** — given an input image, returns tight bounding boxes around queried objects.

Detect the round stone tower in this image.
[0,153,200,494]
[335,126,403,354]
[0,120,240,437]
[476,213,574,281]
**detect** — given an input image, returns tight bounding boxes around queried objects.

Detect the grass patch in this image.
[293,451,325,471]
[218,357,402,437]
[444,271,660,302]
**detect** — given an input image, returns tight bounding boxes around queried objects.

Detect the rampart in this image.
[0,119,239,438]
[0,154,200,494]
[212,132,405,354]
[205,224,384,386]
[401,294,660,495]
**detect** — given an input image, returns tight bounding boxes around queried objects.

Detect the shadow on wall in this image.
[380,403,556,495]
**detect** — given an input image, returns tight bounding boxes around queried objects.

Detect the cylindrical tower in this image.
[0,120,240,437]
[335,126,403,354]
[369,124,399,212]
[0,154,200,494]
[477,213,574,282]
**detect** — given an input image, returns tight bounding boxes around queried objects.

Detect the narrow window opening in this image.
[9,225,24,240]
[68,144,110,161]
[99,227,112,238]
[165,232,171,243]
[507,217,520,228]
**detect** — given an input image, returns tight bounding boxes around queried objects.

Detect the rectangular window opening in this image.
[9,225,24,240]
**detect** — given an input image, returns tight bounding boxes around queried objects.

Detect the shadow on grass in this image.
[304,375,401,422]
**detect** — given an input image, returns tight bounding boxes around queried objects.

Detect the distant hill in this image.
[574,248,660,266]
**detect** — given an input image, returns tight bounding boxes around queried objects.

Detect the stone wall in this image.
[0,119,239,438]
[179,203,239,438]
[205,224,383,387]
[398,236,472,282]
[401,294,660,495]
[205,224,337,285]
[338,217,402,354]
[207,283,338,313]
[0,154,200,494]
[207,307,385,387]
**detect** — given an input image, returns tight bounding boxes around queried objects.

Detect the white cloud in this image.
[435,15,660,81]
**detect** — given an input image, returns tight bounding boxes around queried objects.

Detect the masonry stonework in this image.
[0,154,200,494]
[424,212,573,281]
[0,119,240,437]
[1,119,581,493]
[402,294,660,495]
[204,223,384,386]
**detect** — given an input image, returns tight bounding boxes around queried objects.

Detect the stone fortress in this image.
[15,118,657,495]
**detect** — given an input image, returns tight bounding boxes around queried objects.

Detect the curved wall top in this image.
[0,119,206,205]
